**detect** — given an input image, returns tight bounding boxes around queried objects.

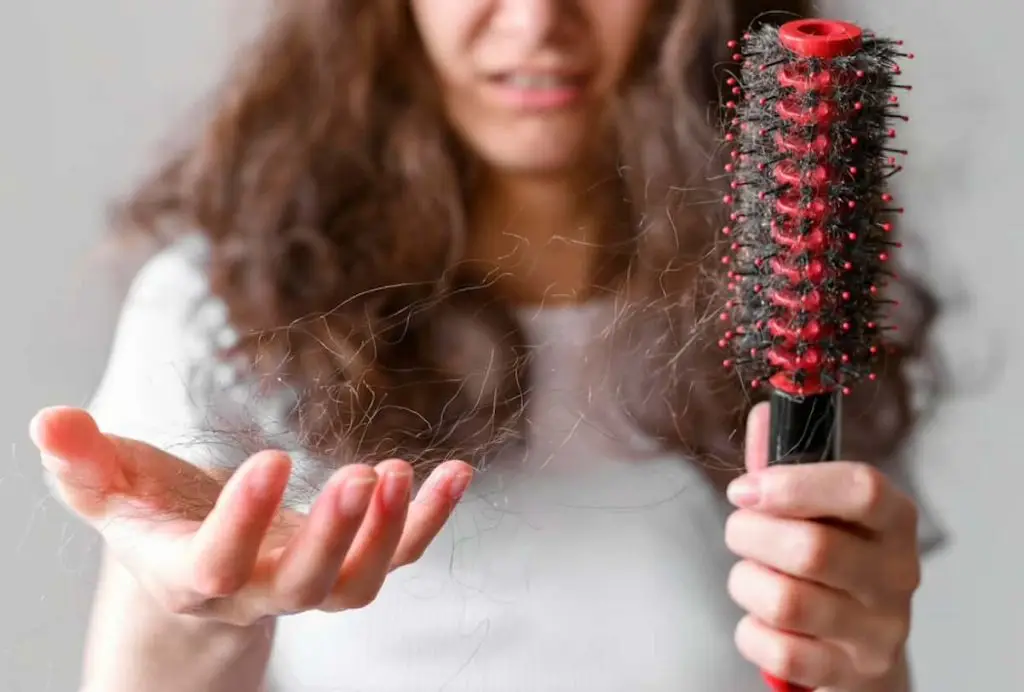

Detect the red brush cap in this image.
[779,19,863,58]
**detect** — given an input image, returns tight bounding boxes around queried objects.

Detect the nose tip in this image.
[498,0,557,39]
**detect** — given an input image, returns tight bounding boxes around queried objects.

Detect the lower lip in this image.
[487,80,584,111]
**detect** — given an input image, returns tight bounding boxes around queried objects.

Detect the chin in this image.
[476,130,589,176]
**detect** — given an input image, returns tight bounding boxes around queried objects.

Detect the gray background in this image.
[0,1,1017,690]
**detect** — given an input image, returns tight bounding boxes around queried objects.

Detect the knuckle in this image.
[879,611,911,649]
[277,587,330,614]
[885,549,922,593]
[394,544,427,569]
[191,565,246,599]
[853,643,898,677]
[344,581,384,610]
[769,580,809,630]
[896,558,922,593]
[768,639,805,682]
[849,465,887,518]
[790,524,832,577]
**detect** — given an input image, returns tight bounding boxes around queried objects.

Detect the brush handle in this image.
[769,390,840,466]
[762,389,840,692]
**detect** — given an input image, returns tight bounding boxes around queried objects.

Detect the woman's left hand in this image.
[724,402,921,691]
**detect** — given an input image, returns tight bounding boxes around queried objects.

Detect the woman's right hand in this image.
[30,406,473,627]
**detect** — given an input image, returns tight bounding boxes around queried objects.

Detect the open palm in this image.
[31,406,473,626]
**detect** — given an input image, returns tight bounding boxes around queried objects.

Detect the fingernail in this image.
[727,476,761,507]
[247,462,280,500]
[446,472,472,501]
[338,476,376,516]
[382,471,412,511]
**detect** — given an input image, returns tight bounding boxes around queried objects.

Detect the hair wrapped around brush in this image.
[720,19,914,399]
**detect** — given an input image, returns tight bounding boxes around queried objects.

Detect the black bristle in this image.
[719,23,910,397]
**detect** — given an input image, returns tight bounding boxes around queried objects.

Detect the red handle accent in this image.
[763,671,812,692]
[778,19,863,58]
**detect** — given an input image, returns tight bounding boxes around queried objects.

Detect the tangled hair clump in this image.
[113,0,942,485]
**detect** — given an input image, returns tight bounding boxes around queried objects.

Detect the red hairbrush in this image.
[719,18,913,692]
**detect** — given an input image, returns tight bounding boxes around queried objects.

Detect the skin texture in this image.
[33,2,922,690]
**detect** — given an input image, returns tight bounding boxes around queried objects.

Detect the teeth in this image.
[504,73,573,89]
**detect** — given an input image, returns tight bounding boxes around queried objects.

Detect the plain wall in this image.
[0,1,1018,690]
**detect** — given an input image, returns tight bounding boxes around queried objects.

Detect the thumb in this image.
[30,406,129,519]
[744,401,770,474]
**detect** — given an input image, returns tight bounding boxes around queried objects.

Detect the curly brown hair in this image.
[112,0,941,487]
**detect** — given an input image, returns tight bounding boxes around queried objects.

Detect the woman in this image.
[32,1,940,690]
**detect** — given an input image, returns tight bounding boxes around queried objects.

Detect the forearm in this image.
[80,552,274,692]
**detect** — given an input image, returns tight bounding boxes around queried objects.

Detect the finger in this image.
[725,509,875,595]
[734,614,848,689]
[744,402,770,473]
[390,460,473,569]
[728,559,892,645]
[727,462,907,532]
[272,465,378,610]
[30,406,129,518]
[326,459,413,610]
[189,451,292,597]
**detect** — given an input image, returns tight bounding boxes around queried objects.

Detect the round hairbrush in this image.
[718,18,913,692]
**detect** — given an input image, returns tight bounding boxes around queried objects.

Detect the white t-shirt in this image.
[87,237,940,692]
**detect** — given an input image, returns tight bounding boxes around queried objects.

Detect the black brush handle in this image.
[763,389,841,692]
[768,390,840,465]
